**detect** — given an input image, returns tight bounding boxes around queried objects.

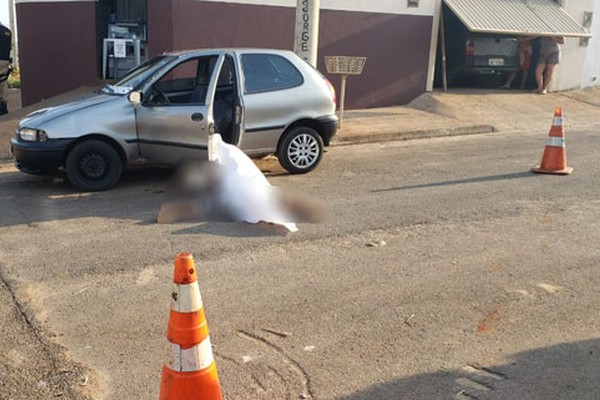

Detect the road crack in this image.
[238,329,314,399]
[0,266,57,368]
[0,265,88,399]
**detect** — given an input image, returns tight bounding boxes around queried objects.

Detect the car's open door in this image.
[211,52,245,148]
[135,53,225,165]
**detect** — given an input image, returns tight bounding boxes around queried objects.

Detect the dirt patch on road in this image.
[476,305,504,334]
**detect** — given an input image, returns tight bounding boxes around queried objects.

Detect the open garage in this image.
[435,0,590,90]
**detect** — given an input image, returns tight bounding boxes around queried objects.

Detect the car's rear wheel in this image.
[65,140,123,191]
[277,126,323,174]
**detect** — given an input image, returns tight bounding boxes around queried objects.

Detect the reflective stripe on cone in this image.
[545,136,565,148]
[165,338,215,372]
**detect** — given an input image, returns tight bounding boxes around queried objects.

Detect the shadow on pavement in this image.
[0,165,296,237]
[0,166,174,227]
[337,338,600,400]
[171,222,288,238]
[372,172,536,193]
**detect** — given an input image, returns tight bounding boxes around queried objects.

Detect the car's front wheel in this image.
[277,126,323,174]
[65,140,123,191]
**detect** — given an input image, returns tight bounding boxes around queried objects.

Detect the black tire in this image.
[277,126,323,174]
[65,140,123,191]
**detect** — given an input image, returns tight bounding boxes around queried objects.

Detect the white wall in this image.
[582,0,600,87]
[0,2,9,24]
[553,0,594,91]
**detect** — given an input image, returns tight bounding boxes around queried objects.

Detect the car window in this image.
[156,58,198,95]
[241,54,303,94]
[102,55,174,94]
[150,56,217,105]
[217,56,234,87]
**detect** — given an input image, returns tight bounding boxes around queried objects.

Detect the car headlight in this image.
[18,128,48,142]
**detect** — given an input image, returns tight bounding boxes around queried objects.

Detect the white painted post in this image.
[338,75,348,129]
[294,0,320,67]
[426,0,442,92]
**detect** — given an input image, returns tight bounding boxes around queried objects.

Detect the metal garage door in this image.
[443,0,590,37]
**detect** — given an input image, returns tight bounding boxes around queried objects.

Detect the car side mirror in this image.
[128,91,142,105]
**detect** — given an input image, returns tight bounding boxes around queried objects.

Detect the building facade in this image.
[15,0,438,107]
[13,0,599,108]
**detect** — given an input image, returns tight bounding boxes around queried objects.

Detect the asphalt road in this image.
[1,128,599,400]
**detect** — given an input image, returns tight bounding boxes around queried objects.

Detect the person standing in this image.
[0,20,12,115]
[534,36,564,95]
[500,37,533,90]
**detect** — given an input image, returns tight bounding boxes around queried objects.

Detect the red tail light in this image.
[325,78,337,106]
[465,40,475,56]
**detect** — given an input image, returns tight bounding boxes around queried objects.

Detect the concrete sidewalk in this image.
[336,105,495,145]
[336,87,600,145]
[2,86,600,160]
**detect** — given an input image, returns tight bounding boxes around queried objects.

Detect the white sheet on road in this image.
[210,134,298,232]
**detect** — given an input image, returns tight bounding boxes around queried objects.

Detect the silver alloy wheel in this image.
[287,133,320,169]
[277,126,323,174]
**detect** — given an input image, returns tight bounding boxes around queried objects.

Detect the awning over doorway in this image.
[443,0,591,38]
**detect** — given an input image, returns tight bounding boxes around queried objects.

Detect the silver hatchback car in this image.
[11,48,338,191]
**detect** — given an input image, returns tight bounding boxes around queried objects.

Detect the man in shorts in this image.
[535,36,564,95]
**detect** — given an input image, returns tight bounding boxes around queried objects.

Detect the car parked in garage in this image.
[439,8,520,87]
[10,48,338,191]
[451,34,520,83]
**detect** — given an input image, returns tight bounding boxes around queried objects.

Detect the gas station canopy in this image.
[443,0,591,38]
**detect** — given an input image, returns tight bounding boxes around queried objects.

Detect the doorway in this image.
[97,0,148,79]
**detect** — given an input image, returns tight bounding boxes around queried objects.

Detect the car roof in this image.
[165,48,297,57]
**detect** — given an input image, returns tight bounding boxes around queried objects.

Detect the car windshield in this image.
[100,55,175,95]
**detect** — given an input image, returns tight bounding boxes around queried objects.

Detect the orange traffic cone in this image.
[159,253,223,400]
[532,107,573,175]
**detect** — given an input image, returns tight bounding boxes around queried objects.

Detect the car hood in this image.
[19,93,121,128]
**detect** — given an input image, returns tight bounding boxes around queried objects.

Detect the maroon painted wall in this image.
[147,0,174,55]
[318,11,432,108]
[154,1,432,108]
[16,2,100,106]
[170,1,295,50]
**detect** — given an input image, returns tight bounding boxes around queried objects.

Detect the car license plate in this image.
[489,58,504,66]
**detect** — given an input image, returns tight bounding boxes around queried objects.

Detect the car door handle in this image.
[191,113,204,122]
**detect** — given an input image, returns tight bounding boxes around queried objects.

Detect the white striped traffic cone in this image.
[159,253,222,400]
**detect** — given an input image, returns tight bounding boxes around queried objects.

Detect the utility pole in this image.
[294,0,320,67]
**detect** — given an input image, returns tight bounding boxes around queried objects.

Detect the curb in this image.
[332,125,496,146]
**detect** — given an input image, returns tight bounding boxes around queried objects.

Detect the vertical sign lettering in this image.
[294,0,320,67]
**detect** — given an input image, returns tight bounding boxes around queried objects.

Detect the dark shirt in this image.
[539,37,560,57]
[0,25,11,61]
